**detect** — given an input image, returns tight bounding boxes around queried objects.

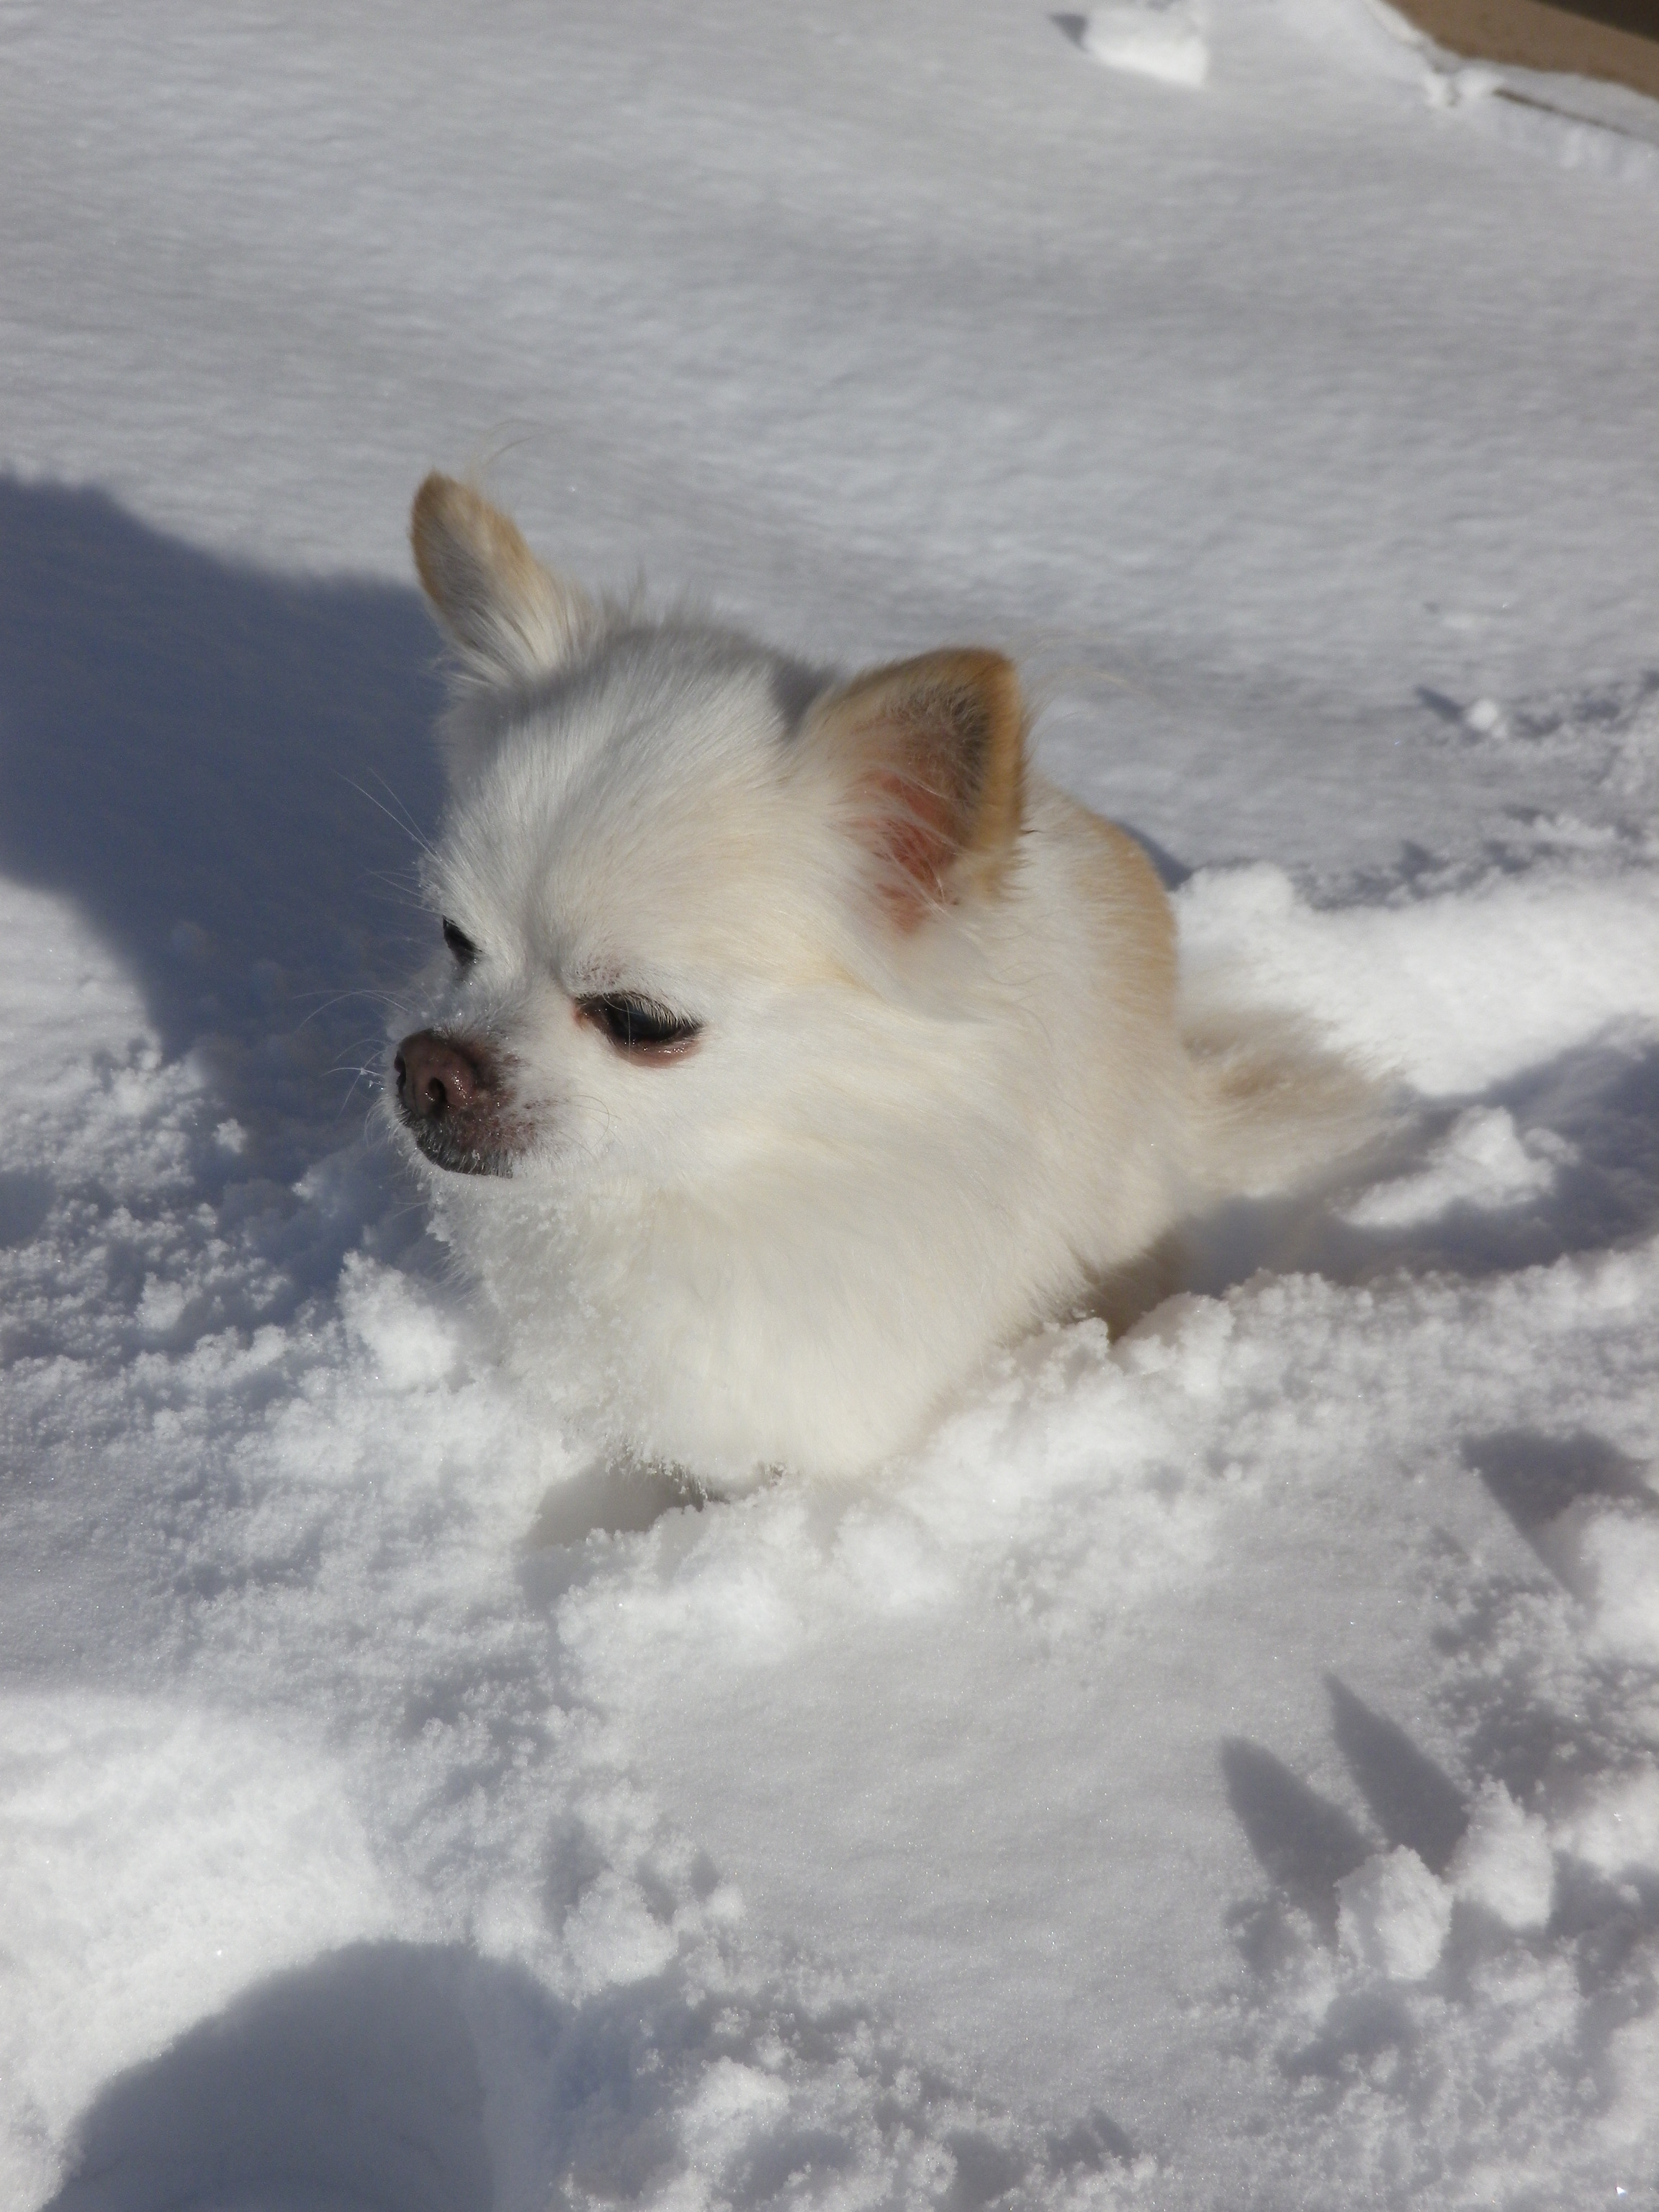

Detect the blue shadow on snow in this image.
[0,477,446,1169]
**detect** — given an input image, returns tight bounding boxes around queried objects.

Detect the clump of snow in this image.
[1544,1505,1659,1664]
[1423,60,1503,112]
[1081,1,1208,88]
[338,1249,464,1393]
[1449,1782,1555,1930]
[1337,1846,1453,1979]
[1551,1771,1659,1880]
[1343,1106,1566,1226]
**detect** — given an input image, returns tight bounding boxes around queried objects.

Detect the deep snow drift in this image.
[1,2,1656,2208]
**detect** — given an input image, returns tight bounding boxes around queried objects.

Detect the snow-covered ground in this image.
[2,1,1657,2206]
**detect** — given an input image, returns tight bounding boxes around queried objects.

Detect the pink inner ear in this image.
[816,647,1021,934]
[859,764,959,930]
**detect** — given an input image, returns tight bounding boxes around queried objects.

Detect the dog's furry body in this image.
[391,477,1369,1488]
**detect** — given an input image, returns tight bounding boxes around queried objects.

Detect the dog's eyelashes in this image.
[580,994,701,1059]
[436,913,696,1061]
[442,917,480,967]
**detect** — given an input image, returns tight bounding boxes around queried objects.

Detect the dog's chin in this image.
[402,1117,518,1179]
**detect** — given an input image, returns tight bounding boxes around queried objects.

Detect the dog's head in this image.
[391,475,1028,1195]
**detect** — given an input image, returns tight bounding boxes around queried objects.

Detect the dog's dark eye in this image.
[442,918,479,967]
[580,994,701,1058]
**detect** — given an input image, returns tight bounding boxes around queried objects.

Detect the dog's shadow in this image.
[0,476,445,1181]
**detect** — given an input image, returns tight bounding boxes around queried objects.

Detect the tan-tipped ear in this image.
[410,473,594,686]
[806,648,1025,928]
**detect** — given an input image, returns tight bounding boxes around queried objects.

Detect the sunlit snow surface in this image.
[2,1,1658,2206]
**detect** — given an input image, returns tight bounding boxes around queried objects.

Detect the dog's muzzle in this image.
[393,1029,516,1175]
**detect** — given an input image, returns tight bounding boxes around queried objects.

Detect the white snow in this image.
[1341,1106,1565,1227]
[1081,4,1210,89]
[0,1697,397,2211]
[1449,1781,1555,1930]
[2,1,1657,2208]
[1337,1845,1454,1980]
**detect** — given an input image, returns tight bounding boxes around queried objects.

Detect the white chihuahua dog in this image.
[392,475,1369,1489]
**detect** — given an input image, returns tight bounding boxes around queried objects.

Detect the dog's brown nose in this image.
[395,1030,488,1122]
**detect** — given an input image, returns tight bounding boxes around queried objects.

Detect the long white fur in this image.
[395,478,1374,1489]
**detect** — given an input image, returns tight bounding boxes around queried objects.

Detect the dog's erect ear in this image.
[410,473,594,687]
[805,649,1025,929]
